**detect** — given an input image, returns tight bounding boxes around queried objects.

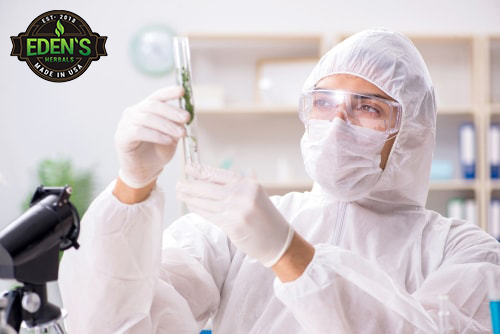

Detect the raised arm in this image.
[59,87,223,333]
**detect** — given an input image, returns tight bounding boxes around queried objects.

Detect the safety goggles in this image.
[299,89,402,136]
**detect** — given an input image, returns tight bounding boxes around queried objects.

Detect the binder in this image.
[447,198,476,224]
[459,122,476,179]
[464,198,476,225]
[447,198,464,220]
[490,199,500,241]
[490,123,500,179]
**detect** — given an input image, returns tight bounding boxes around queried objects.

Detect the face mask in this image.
[300,118,387,202]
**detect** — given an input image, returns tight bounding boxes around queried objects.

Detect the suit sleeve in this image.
[273,224,500,333]
[59,181,230,333]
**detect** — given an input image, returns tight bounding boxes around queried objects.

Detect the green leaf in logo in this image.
[55,20,65,37]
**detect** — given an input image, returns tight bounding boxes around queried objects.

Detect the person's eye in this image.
[313,98,332,109]
[355,104,383,117]
[361,105,379,113]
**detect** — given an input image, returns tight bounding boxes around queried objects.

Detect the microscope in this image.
[0,186,80,333]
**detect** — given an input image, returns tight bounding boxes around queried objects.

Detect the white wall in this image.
[1,0,500,229]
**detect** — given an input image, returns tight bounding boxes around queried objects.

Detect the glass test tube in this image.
[173,37,200,166]
[438,294,452,334]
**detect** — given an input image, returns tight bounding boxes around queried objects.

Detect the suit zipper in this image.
[331,202,347,245]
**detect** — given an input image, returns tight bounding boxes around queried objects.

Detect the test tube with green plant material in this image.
[173,36,200,166]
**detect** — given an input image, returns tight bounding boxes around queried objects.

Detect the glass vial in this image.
[173,36,200,166]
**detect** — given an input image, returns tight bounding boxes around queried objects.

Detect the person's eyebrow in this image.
[358,93,389,100]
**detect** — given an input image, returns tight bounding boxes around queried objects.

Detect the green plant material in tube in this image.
[181,67,194,124]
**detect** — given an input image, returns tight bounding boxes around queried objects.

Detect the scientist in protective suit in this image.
[60,28,500,333]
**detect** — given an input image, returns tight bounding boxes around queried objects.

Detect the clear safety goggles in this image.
[299,89,402,137]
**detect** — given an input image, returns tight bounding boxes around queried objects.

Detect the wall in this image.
[1,0,500,230]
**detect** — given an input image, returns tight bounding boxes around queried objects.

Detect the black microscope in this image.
[0,186,80,333]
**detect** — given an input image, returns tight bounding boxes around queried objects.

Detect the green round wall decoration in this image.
[130,25,176,76]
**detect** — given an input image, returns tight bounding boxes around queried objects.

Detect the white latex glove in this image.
[115,86,190,188]
[176,165,295,267]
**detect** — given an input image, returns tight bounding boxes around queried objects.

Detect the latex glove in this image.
[115,86,190,188]
[176,165,295,267]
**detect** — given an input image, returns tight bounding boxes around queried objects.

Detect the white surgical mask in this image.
[300,118,387,202]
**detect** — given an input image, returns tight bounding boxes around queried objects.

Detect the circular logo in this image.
[11,10,107,82]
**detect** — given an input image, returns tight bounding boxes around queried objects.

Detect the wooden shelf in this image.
[491,181,500,191]
[187,34,324,61]
[437,106,475,115]
[429,180,477,191]
[188,34,322,45]
[197,105,298,115]
[490,104,500,114]
[437,104,474,115]
[263,181,313,196]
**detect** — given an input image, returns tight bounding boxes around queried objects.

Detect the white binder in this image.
[459,122,476,179]
[490,199,500,240]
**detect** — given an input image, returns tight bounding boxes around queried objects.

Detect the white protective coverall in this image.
[59,29,500,333]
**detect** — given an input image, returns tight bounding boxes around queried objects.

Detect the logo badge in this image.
[11,10,107,82]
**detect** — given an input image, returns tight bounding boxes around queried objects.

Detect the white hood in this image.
[303,28,436,207]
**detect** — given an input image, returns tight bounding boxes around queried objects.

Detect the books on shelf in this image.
[459,122,476,179]
[490,123,500,179]
[489,199,500,240]
[447,198,476,225]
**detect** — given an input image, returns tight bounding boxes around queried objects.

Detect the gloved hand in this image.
[115,86,190,188]
[176,165,295,267]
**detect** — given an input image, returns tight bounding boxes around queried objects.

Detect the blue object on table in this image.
[200,330,212,334]
[430,160,454,180]
[491,300,500,333]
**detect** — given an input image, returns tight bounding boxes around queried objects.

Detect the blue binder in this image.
[491,123,500,179]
